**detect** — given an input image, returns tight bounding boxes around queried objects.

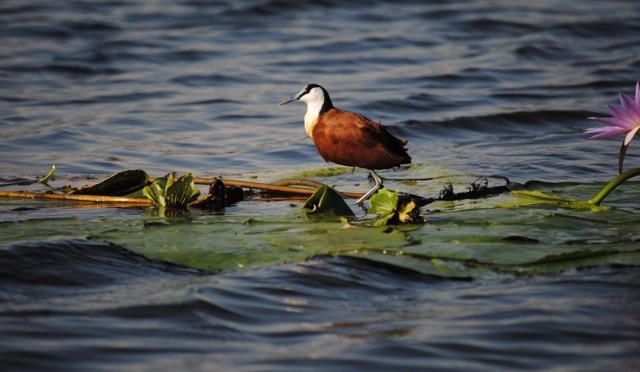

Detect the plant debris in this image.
[190,178,244,210]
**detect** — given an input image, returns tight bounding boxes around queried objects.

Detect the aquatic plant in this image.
[3,84,640,277]
[72,169,149,196]
[368,188,423,226]
[142,172,200,209]
[586,82,640,173]
[302,185,355,221]
[37,164,56,184]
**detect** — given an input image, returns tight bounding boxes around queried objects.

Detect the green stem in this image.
[37,164,57,184]
[589,167,640,206]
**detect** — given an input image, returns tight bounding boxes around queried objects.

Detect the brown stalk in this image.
[0,191,153,206]
[0,178,365,206]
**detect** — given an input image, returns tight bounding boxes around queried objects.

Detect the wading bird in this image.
[279,84,411,205]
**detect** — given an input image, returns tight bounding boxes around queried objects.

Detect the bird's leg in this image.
[355,170,383,205]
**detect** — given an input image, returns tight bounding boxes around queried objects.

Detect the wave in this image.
[0,239,201,288]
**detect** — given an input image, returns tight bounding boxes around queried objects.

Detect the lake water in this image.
[1,0,640,370]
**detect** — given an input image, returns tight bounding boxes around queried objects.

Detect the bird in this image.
[279,83,411,205]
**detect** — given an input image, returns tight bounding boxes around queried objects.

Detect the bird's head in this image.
[279,83,333,110]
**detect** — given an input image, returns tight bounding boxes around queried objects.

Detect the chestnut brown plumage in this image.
[279,84,411,205]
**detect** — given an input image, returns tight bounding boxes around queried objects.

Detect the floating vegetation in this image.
[72,169,148,196]
[37,164,57,184]
[142,172,200,209]
[1,164,639,278]
[287,166,355,179]
[190,178,244,210]
[302,185,355,221]
[1,84,639,278]
[1,165,638,219]
[369,189,424,226]
[438,177,510,201]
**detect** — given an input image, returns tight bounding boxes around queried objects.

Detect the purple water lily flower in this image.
[586,82,640,173]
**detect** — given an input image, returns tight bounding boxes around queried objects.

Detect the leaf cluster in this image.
[142,172,200,208]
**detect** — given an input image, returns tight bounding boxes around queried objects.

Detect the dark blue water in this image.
[2,240,639,371]
[1,0,640,370]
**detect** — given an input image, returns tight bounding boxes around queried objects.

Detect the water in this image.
[2,241,639,371]
[1,0,640,370]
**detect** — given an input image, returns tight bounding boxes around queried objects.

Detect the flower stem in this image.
[589,167,640,206]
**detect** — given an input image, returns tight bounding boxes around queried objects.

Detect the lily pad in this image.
[302,185,354,221]
[287,166,355,179]
[2,172,640,279]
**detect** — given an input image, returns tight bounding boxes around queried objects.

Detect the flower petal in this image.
[620,92,640,119]
[610,103,635,124]
[619,92,632,110]
[623,125,640,146]
[589,116,632,128]
[586,126,628,139]
[635,82,640,105]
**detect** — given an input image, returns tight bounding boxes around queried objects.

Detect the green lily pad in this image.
[302,185,354,221]
[368,189,424,226]
[2,170,640,279]
[287,166,354,179]
[369,189,398,226]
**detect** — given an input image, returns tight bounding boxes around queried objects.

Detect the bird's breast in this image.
[304,112,319,138]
